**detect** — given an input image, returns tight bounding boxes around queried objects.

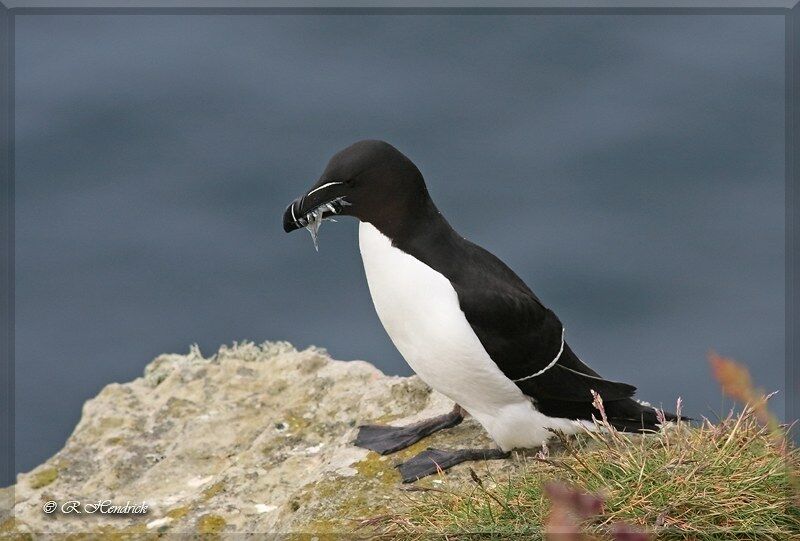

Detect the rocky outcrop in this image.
[1,342,525,537]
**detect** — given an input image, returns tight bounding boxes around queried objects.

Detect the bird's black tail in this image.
[603,398,683,433]
[536,395,686,432]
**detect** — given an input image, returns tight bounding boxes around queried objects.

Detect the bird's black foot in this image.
[396,447,510,483]
[353,404,464,455]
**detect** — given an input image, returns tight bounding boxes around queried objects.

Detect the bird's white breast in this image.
[358,222,583,450]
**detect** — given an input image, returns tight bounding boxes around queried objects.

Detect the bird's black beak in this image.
[282,180,349,233]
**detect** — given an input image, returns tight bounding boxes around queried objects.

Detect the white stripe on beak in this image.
[306,181,344,198]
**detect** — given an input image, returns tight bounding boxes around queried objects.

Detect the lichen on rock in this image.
[0,341,526,536]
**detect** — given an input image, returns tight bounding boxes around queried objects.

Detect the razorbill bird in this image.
[283,140,679,482]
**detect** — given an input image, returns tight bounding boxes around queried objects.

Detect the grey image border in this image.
[0,1,796,496]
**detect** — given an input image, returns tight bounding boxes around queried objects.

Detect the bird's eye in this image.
[345,178,356,186]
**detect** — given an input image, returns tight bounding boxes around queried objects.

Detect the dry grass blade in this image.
[394,382,798,538]
[708,351,799,505]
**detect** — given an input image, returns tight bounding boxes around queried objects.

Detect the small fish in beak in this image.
[285,197,349,251]
[306,207,324,251]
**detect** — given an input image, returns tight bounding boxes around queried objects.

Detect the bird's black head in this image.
[282,140,431,237]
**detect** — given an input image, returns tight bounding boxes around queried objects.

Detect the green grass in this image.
[380,406,799,540]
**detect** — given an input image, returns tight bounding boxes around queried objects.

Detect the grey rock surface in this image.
[1,342,525,537]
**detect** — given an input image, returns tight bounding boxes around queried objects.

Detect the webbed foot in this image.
[353,404,464,455]
[396,447,510,483]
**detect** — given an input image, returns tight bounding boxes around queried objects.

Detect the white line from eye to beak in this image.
[306,181,344,198]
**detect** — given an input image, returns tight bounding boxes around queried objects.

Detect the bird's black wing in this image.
[395,222,636,404]
[455,284,636,403]
[437,236,637,403]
